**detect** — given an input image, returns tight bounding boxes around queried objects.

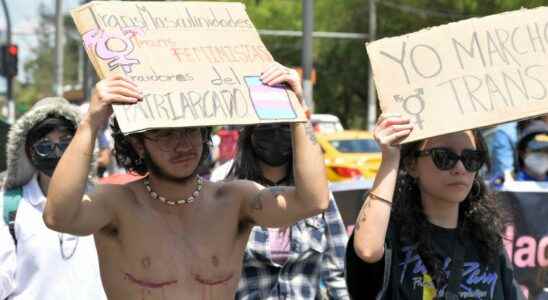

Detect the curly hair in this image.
[391,130,506,289]
[110,117,212,176]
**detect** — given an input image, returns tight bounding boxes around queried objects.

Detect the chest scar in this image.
[142,257,151,269]
[124,272,178,289]
[192,272,234,286]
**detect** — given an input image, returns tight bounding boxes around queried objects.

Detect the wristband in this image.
[368,191,393,207]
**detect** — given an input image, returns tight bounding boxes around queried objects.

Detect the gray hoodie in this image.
[3,97,82,190]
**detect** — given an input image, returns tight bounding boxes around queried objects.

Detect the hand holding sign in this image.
[71,1,307,134]
[373,113,413,160]
[260,62,304,104]
[366,7,548,142]
[85,75,142,130]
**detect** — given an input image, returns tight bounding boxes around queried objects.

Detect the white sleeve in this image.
[210,160,234,182]
[0,223,17,298]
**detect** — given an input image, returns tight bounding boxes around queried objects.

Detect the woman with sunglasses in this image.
[345,114,524,299]
[0,97,106,300]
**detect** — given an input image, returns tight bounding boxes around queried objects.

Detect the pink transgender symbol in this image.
[83,27,144,74]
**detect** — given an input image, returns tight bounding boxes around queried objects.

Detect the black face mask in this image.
[28,137,72,178]
[31,154,61,177]
[251,125,292,167]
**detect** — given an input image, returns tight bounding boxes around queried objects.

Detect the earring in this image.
[469,179,482,199]
[466,205,478,217]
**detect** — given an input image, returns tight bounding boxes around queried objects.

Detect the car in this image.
[316,130,381,181]
[310,114,344,133]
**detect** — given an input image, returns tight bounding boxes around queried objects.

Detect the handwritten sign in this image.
[71,1,306,134]
[366,7,548,142]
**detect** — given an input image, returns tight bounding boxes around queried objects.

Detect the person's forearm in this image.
[353,156,399,263]
[291,121,329,213]
[43,118,98,229]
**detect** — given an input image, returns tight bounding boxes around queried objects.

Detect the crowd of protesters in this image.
[482,117,548,185]
[1,61,544,299]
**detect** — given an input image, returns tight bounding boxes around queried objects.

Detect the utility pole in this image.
[83,54,93,102]
[366,0,377,130]
[302,0,314,111]
[1,0,14,123]
[54,0,64,96]
[77,46,83,84]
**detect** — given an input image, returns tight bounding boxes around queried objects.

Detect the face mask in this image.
[524,152,548,177]
[31,154,61,177]
[251,126,292,167]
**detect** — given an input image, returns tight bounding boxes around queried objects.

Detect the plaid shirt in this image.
[236,196,349,300]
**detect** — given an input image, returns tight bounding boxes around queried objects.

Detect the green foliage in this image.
[14,4,81,115]
[241,0,548,129]
[17,0,548,126]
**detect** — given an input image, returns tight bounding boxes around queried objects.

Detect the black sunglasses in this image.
[33,139,71,157]
[415,147,485,172]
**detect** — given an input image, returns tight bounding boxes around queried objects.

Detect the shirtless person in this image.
[43,62,329,300]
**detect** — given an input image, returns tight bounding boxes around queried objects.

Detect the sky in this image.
[0,0,82,91]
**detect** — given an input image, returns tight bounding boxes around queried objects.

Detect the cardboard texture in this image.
[71,1,306,134]
[366,7,548,142]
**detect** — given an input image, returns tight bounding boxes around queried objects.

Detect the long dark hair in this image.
[392,130,505,289]
[227,125,293,185]
[110,117,212,176]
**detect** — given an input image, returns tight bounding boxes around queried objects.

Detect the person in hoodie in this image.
[514,121,548,181]
[0,97,106,299]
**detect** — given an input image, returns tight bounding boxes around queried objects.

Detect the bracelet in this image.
[368,191,393,207]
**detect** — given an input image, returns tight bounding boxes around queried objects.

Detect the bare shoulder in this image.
[217,179,293,202]
[90,180,141,209]
[214,179,263,200]
[209,180,263,229]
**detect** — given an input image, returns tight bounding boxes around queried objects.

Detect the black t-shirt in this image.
[346,223,523,299]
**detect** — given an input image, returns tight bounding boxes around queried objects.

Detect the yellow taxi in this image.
[316,130,381,181]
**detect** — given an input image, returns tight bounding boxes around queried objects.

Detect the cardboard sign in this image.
[71,1,306,134]
[366,7,548,142]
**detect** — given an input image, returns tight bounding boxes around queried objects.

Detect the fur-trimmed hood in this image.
[4,97,82,190]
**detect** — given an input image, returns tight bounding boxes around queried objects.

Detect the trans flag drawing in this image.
[245,76,297,120]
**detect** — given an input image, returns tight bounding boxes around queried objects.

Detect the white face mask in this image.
[524,152,548,177]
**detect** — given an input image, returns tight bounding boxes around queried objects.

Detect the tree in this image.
[18,0,548,125]
[241,0,548,128]
[15,3,81,115]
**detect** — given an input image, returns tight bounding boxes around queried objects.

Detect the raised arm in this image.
[238,62,330,228]
[352,114,413,263]
[43,75,142,236]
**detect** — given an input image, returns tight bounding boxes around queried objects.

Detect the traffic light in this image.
[1,43,19,78]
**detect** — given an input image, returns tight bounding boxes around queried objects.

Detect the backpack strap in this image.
[3,187,23,246]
